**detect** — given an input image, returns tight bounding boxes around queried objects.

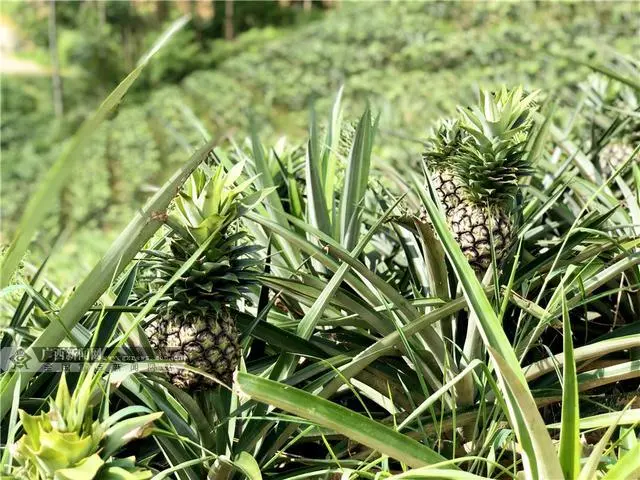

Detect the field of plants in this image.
[1,2,640,479]
[3,2,637,285]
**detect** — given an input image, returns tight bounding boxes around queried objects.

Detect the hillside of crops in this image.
[2,2,637,286]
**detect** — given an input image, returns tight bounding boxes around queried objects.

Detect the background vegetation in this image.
[2,1,637,286]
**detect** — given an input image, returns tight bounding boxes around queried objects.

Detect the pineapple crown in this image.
[168,161,254,246]
[12,369,159,479]
[579,72,640,145]
[140,161,266,313]
[452,86,539,204]
[580,73,622,110]
[422,118,467,170]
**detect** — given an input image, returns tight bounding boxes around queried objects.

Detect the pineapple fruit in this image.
[423,87,539,271]
[140,162,260,390]
[423,118,467,218]
[598,142,638,175]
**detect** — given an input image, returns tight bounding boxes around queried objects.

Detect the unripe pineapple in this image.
[145,310,240,388]
[424,87,539,271]
[448,202,513,271]
[139,161,261,390]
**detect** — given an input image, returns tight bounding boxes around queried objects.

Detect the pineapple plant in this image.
[140,161,261,390]
[423,87,539,271]
[579,72,639,175]
[11,369,159,479]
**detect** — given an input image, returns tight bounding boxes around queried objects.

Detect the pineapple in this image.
[423,118,467,218]
[598,142,638,175]
[578,72,640,175]
[424,87,539,271]
[140,162,260,390]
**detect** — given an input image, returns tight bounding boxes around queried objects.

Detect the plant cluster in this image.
[2,67,639,478]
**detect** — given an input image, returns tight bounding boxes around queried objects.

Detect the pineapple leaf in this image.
[339,107,377,250]
[102,412,163,458]
[236,372,450,468]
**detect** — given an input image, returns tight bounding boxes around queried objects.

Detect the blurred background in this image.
[1,0,638,287]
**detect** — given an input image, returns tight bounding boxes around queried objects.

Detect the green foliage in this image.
[451,87,539,204]
[12,370,159,480]
[3,2,636,286]
[2,3,640,479]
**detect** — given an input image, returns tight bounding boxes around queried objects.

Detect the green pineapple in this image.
[141,162,260,390]
[424,87,539,271]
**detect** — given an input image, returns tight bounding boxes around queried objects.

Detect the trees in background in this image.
[2,0,334,239]
[8,0,333,102]
[47,0,73,233]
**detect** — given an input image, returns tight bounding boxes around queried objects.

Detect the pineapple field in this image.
[1,2,640,479]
